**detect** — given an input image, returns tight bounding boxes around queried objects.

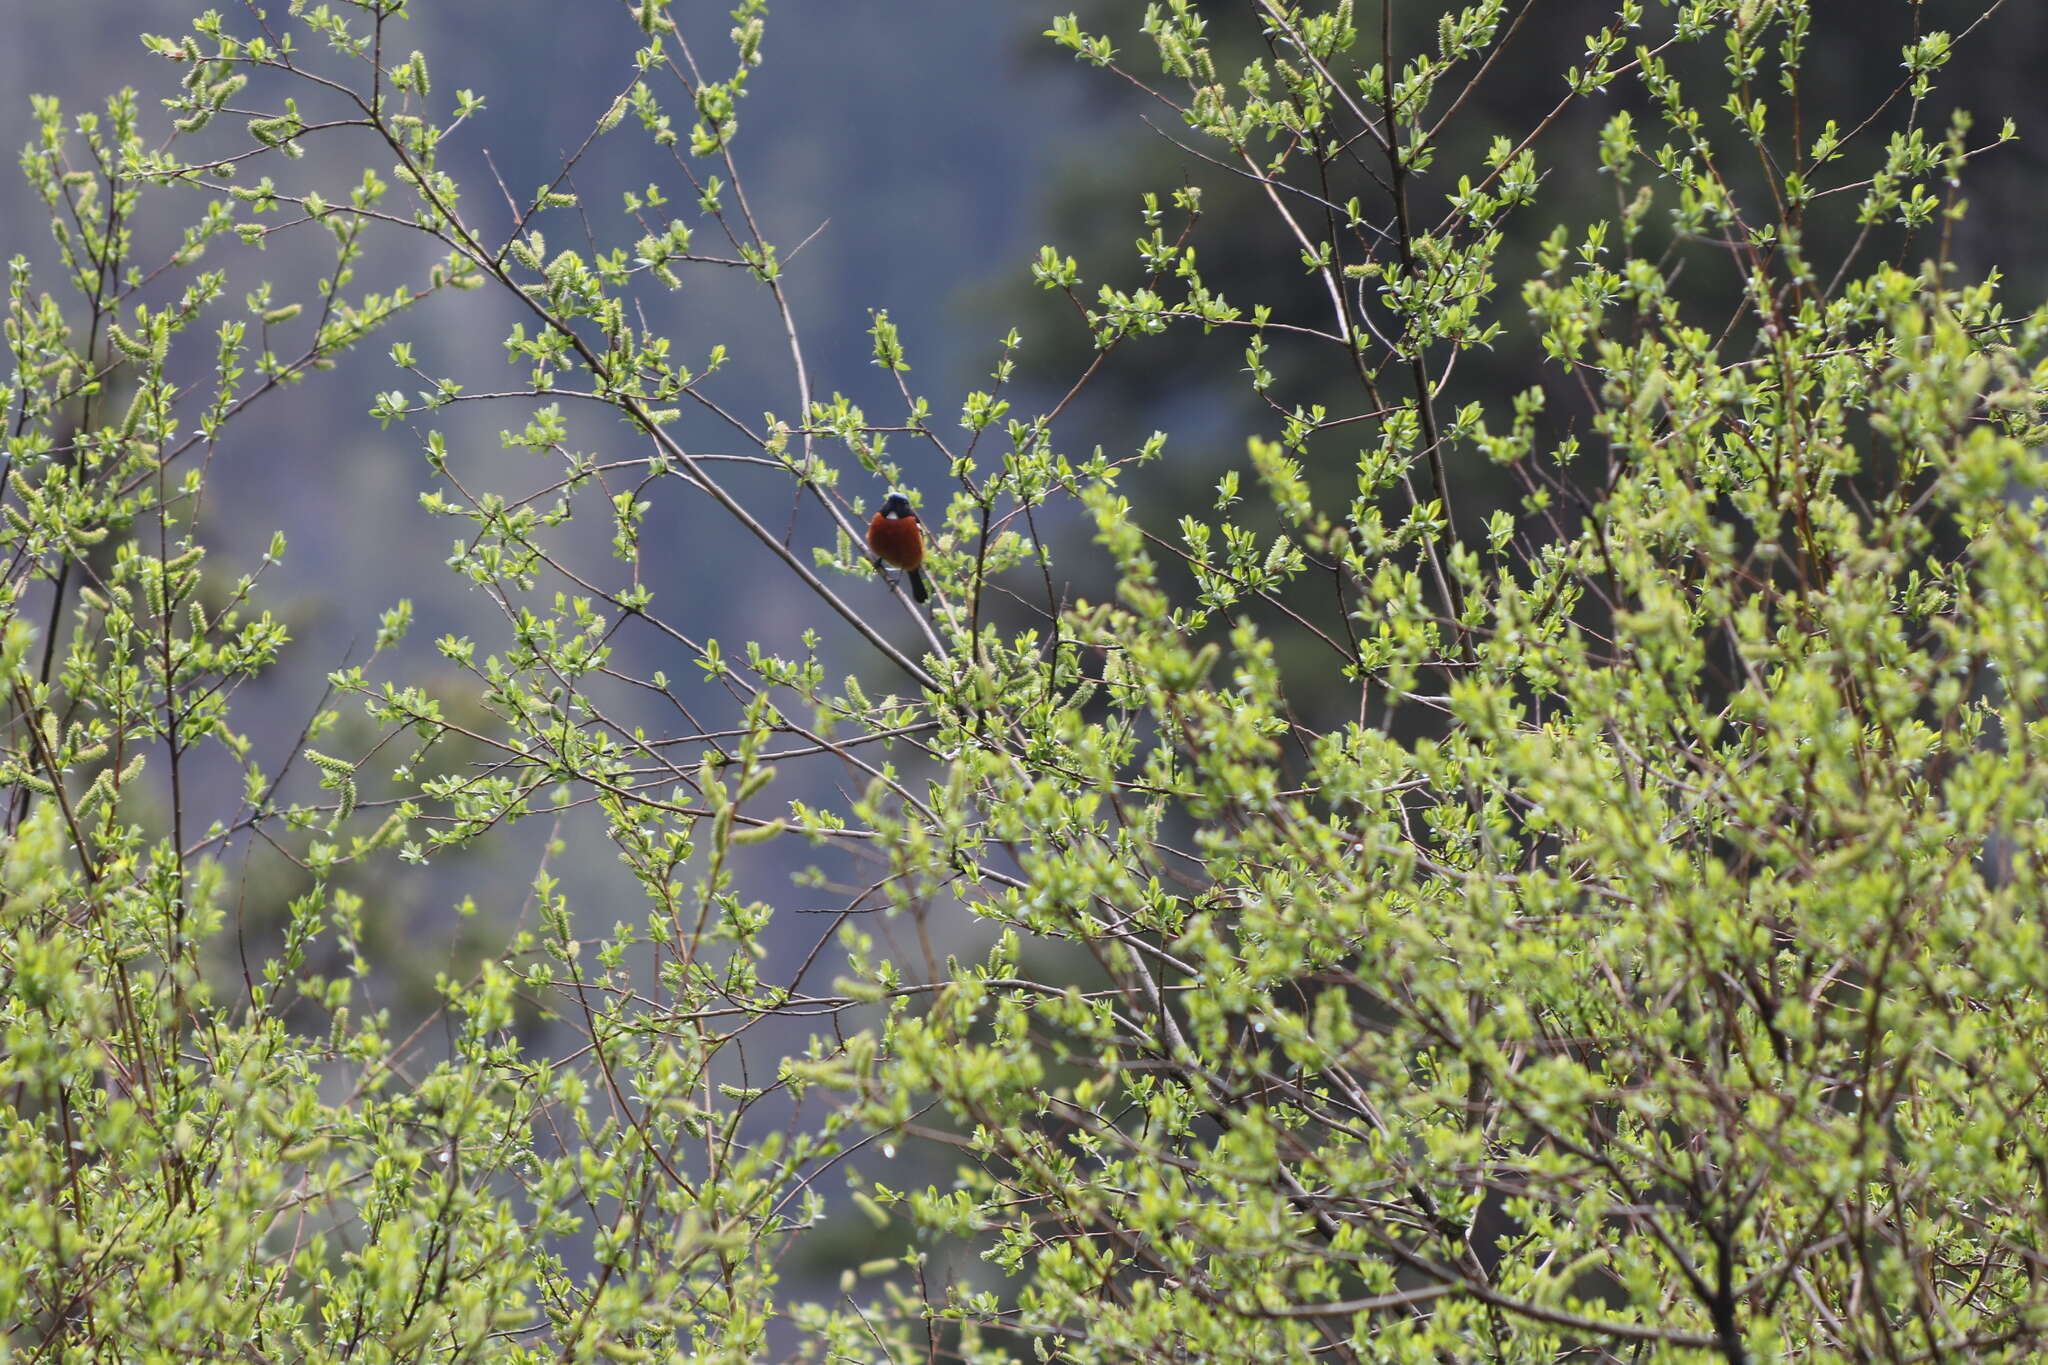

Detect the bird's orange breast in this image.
[867,513,924,570]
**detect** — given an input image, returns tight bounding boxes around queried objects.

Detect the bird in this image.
[866,490,929,604]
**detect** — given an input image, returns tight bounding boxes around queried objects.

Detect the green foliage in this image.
[5,1,2048,1361]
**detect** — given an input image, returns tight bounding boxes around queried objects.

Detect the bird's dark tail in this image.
[909,568,930,604]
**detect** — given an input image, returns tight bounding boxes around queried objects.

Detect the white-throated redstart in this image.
[867,490,928,603]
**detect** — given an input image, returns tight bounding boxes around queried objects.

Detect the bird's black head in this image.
[881,491,914,519]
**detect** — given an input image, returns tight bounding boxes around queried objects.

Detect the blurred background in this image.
[3,0,2045,1297]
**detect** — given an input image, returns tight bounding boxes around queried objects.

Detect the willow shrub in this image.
[4,1,2047,1361]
